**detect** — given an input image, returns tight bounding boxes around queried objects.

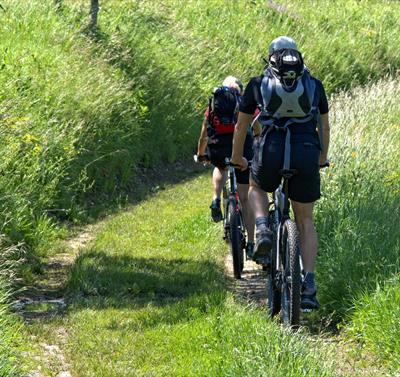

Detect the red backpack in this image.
[207,86,239,135]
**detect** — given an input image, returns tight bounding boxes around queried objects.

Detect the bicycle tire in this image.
[280,219,301,327]
[267,230,281,317]
[228,199,243,279]
[222,187,230,243]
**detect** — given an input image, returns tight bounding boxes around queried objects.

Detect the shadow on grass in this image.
[66,250,227,310]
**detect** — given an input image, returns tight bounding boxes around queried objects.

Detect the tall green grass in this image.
[0,246,22,376]
[316,78,400,317]
[1,0,400,251]
[314,78,400,368]
[348,275,400,372]
[0,282,20,376]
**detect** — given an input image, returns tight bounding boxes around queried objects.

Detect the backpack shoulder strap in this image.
[260,70,274,111]
[208,95,213,126]
[298,71,324,149]
[302,69,317,110]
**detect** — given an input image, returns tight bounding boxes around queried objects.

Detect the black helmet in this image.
[269,48,304,88]
[267,36,304,88]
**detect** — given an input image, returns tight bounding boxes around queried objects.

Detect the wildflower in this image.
[33,145,43,154]
[23,133,39,144]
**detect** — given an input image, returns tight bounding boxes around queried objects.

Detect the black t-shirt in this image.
[239,74,328,134]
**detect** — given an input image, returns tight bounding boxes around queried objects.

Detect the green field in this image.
[0,0,399,375]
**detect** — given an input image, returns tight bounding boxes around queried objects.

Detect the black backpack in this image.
[207,86,239,135]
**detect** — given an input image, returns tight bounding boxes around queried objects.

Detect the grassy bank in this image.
[315,78,400,369]
[1,0,400,251]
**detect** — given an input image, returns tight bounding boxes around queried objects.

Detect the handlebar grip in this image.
[194,154,209,163]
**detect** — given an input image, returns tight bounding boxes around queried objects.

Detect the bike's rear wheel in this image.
[228,199,244,279]
[280,219,301,327]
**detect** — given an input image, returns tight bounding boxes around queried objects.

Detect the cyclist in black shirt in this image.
[231,36,330,309]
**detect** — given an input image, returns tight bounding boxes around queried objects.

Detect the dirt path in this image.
[224,252,267,305]
[16,226,95,377]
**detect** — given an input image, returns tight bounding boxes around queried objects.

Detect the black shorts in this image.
[207,133,253,185]
[251,131,321,203]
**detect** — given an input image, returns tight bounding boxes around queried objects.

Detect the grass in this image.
[15,175,334,376]
[0,282,20,377]
[348,275,400,372]
[0,247,22,377]
[313,78,400,368]
[1,0,399,374]
[316,77,400,319]
[1,0,400,252]
[22,175,335,376]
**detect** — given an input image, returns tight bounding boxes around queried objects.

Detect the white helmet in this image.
[222,76,243,94]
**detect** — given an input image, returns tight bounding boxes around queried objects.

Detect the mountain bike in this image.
[267,162,329,327]
[222,158,248,280]
[194,154,248,280]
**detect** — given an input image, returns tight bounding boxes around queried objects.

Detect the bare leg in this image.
[291,200,317,273]
[212,167,228,201]
[237,183,254,242]
[248,179,269,218]
[248,179,273,261]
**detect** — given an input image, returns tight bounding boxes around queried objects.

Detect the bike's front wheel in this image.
[228,199,244,279]
[280,219,301,327]
[267,228,281,318]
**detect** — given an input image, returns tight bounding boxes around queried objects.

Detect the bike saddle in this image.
[279,169,298,178]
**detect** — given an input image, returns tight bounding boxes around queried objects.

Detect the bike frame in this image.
[223,164,245,241]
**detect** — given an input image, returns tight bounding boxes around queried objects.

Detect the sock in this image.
[255,216,268,231]
[303,272,315,285]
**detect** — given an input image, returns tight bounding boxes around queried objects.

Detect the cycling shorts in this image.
[251,131,321,203]
[207,133,253,185]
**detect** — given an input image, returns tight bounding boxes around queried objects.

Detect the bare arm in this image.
[197,119,208,156]
[231,112,254,169]
[252,120,262,137]
[319,112,330,164]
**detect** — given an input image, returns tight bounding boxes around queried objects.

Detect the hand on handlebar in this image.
[230,156,248,171]
[193,154,210,165]
[319,159,330,168]
[319,155,330,168]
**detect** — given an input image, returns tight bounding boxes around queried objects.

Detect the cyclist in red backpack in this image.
[196,76,256,257]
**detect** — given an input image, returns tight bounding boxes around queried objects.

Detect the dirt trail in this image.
[17,226,95,377]
[224,252,267,306]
